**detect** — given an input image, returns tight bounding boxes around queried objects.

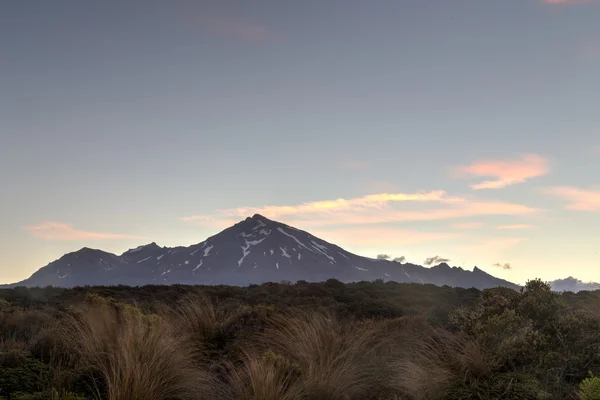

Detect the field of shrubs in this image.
[1,279,600,399]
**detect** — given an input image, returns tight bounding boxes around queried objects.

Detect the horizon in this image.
[2,0,599,285]
[3,213,595,287]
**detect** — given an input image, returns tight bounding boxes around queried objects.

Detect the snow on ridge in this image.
[277,227,314,253]
[355,266,368,271]
[280,247,291,258]
[238,237,268,268]
[252,220,267,230]
[337,252,349,259]
[190,242,207,256]
[203,245,214,257]
[310,241,336,263]
[258,228,271,236]
[157,254,165,261]
[193,261,203,272]
[137,256,152,264]
[311,241,329,252]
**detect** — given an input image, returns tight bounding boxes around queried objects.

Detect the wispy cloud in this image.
[496,224,534,230]
[424,256,451,266]
[453,154,550,190]
[544,186,600,211]
[25,222,146,241]
[493,262,512,270]
[182,190,540,228]
[451,222,485,229]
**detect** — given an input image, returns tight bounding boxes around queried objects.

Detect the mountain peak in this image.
[9,215,521,290]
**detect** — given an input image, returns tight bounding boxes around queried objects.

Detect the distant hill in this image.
[8,214,519,290]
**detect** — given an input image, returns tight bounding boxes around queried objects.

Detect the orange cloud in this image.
[182,190,540,228]
[451,222,485,229]
[544,187,600,211]
[453,154,550,190]
[26,222,146,241]
[496,224,534,230]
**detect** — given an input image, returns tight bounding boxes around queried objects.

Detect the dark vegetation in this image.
[1,279,600,399]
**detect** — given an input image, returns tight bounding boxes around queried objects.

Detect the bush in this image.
[580,375,600,400]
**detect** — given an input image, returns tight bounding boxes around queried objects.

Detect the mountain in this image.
[7,215,519,290]
[549,277,600,293]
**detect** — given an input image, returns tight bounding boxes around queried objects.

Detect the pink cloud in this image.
[182,190,540,228]
[544,186,600,211]
[496,224,534,230]
[451,222,485,229]
[25,222,146,241]
[453,154,550,190]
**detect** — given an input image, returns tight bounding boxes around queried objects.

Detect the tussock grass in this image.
[62,300,216,400]
[260,310,391,400]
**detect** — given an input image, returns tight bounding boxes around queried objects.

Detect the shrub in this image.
[580,375,600,400]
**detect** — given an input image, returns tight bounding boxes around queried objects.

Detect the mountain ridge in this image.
[2,215,528,290]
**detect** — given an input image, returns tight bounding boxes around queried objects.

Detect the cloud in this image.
[424,256,451,266]
[493,262,512,270]
[451,222,485,229]
[496,224,534,230]
[453,154,550,190]
[544,186,600,211]
[182,190,539,228]
[377,254,391,260]
[393,256,407,263]
[25,222,146,241]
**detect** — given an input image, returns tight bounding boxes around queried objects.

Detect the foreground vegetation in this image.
[1,279,600,399]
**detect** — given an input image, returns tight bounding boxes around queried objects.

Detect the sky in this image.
[1,0,599,285]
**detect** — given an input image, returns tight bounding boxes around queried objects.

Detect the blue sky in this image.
[1,0,599,284]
